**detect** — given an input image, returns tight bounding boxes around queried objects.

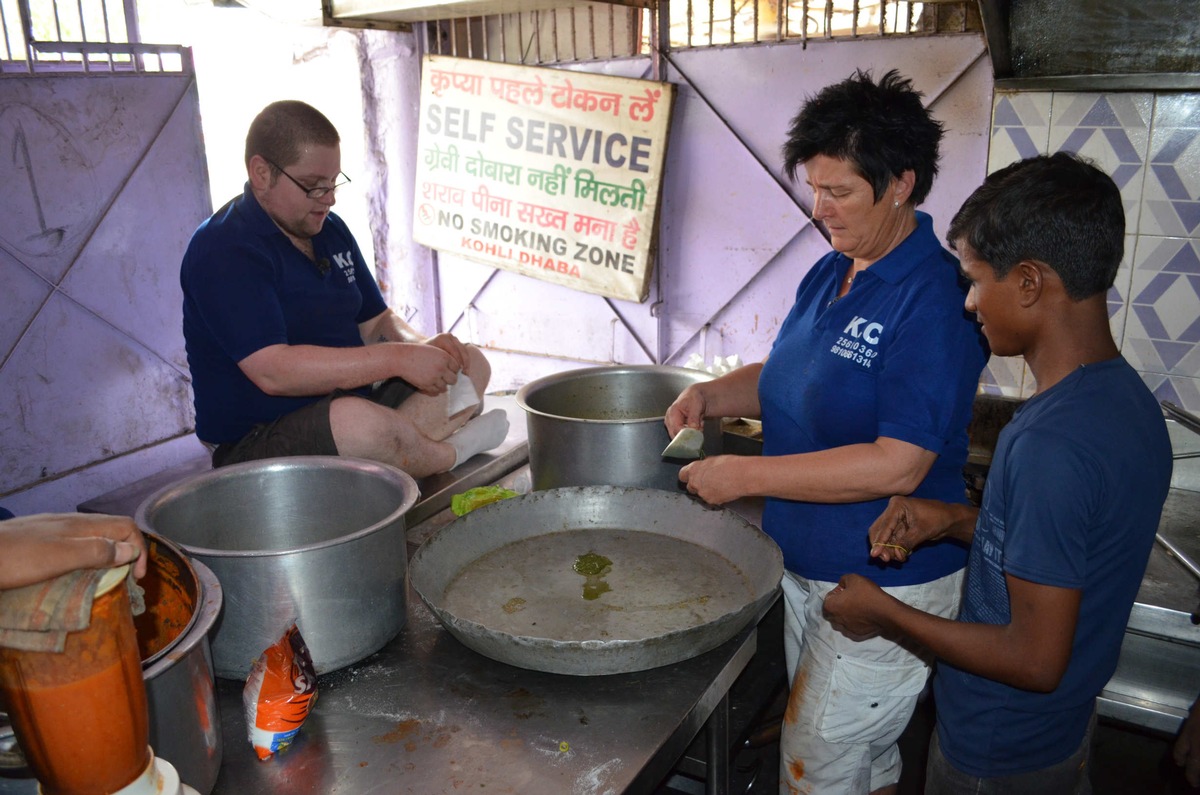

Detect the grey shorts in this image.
[211,378,418,468]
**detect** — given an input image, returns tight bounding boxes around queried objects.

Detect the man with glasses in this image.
[181,100,507,477]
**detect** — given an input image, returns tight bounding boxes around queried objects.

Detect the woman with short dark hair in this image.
[665,69,987,794]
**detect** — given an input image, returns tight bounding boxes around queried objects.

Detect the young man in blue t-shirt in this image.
[822,152,1173,793]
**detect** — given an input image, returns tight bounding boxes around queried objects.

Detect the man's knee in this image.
[331,393,431,451]
[467,345,491,390]
[330,395,382,449]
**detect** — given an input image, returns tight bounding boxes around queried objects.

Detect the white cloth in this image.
[445,375,481,417]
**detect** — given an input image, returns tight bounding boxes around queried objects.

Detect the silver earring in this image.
[893,200,900,208]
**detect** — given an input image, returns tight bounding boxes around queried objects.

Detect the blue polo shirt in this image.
[758,212,987,586]
[181,184,387,444]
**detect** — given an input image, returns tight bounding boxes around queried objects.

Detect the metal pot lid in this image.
[411,486,783,676]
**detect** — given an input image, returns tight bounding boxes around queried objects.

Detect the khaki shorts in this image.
[212,378,417,468]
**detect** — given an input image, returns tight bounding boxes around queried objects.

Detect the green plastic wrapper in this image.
[451,486,519,516]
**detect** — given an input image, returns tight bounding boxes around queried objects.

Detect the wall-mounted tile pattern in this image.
[1141,94,1200,238]
[1049,92,1152,230]
[988,92,1051,172]
[977,353,1025,397]
[986,89,1200,410]
[1126,237,1200,376]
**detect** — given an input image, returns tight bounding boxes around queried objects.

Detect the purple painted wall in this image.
[0,31,994,511]
[438,34,994,391]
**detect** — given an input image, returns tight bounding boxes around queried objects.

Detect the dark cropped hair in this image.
[244,100,340,170]
[947,152,1124,301]
[781,68,944,206]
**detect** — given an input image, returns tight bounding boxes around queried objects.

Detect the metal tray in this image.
[410,486,784,676]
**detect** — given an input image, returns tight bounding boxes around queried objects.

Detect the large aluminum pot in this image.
[140,534,222,794]
[516,365,720,492]
[135,456,419,679]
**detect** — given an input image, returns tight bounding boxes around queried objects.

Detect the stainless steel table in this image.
[0,396,776,795]
[212,587,758,794]
[210,457,773,795]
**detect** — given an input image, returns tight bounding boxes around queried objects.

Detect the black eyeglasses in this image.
[263,157,350,199]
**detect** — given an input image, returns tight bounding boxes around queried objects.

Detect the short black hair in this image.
[947,152,1124,301]
[244,100,340,170]
[781,68,944,206]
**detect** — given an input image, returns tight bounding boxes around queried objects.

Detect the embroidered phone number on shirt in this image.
[830,336,878,368]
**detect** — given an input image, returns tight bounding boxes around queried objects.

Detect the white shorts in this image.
[778,569,964,794]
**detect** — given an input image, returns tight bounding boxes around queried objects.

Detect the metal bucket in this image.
[135,456,419,679]
[516,365,720,492]
[140,535,222,795]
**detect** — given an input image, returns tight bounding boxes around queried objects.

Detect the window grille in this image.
[421,0,979,64]
[1,0,191,74]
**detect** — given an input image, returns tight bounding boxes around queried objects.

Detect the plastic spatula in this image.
[661,427,705,459]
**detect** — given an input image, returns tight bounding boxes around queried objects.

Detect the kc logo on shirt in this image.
[831,315,883,369]
[843,315,883,345]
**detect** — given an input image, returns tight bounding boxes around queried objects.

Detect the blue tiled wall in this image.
[986,90,1200,411]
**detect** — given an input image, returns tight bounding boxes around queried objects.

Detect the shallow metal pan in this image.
[410,486,783,676]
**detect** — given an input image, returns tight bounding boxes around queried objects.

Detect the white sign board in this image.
[412,55,674,303]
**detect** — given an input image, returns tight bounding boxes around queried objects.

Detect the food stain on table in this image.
[506,686,546,720]
[374,719,461,751]
[373,718,420,745]
[573,551,613,600]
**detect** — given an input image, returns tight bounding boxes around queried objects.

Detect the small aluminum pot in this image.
[141,540,222,795]
[516,365,720,492]
[135,456,419,680]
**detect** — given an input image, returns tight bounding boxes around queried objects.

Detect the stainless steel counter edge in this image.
[1097,691,1189,736]
[1126,602,1200,644]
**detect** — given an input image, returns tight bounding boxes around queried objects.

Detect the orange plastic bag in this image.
[242,623,318,760]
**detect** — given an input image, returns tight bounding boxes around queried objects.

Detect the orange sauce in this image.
[133,540,196,661]
[0,580,150,794]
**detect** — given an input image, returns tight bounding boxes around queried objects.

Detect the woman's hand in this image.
[665,384,707,437]
[678,455,746,505]
[0,513,148,589]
